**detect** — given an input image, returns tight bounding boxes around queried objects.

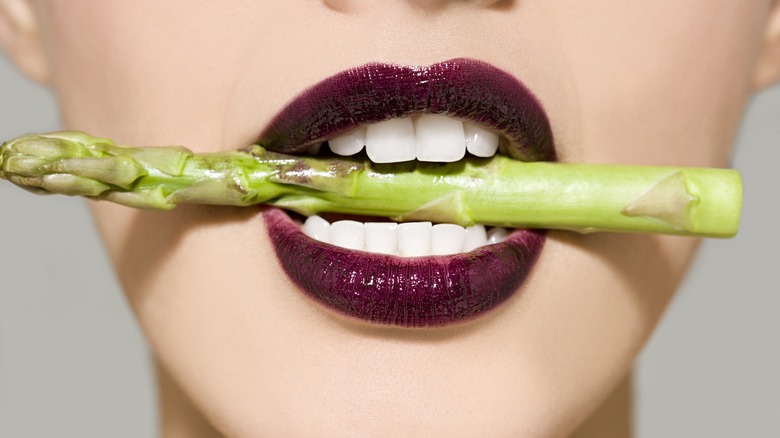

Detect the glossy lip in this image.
[257,58,555,162]
[264,208,546,327]
[259,58,555,327]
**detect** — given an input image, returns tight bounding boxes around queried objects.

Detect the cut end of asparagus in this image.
[1,131,743,238]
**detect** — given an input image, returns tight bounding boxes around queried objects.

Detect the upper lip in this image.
[257,58,556,162]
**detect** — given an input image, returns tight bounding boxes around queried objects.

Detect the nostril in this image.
[405,0,515,11]
[323,0,514,14]
[400,0,515,12]
[468,0,516,9]
[322,0,362,14]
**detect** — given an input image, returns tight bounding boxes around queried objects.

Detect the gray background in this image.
[1,54,778,437]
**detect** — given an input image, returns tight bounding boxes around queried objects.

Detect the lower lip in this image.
[263,208,546,327]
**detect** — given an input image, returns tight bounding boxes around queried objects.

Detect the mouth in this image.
[258,58,555,327]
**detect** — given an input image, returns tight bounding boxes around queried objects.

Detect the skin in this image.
[2,0,780,436]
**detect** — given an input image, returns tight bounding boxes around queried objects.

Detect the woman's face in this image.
[16,0,776,436]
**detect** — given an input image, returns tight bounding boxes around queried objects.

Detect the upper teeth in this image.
[326,115,501,164]
[302,215,509,257]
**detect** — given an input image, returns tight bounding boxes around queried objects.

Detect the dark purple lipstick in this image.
[258,58,555,162]
[264,209,545,327]
[259,58,555,327]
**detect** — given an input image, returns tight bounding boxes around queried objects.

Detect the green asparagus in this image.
[0,131,742,238]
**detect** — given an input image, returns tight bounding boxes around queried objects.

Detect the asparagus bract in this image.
[0,132,742,238]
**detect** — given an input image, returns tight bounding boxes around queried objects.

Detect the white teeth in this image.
[365,222,398,255]
[328,126,366,156]
[302,217,510,256]
[365,118,416,163]
[463,224,488,252]
[307,142,323,155]
[487,227,509,245]
[464,122,499,158]
[323,116,501,164]
[430,224,467,255]
[397,222,432,257]
[330,220,365,250]
[415,115,466,162]
[302,215,330,243]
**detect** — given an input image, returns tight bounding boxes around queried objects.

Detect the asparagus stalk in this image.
[0,131,742,238]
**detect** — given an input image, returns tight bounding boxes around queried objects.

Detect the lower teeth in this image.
[300,215,509,257]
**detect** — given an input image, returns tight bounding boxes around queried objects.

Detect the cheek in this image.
[514,231,699,431]
[38,0,277,150]
[548,0,766,166]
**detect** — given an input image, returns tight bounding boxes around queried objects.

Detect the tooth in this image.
[302,215,330,243]
[415,115,466,162]
[330,220,365,250]
[497,137,509,156]
[365,222,398,255]
[328,127,366,156]
[307,142,323,155]
[365,118,416,163]
[487,227,509,245]
[397,222,432,257]
[463,224,488,252]
[430,223,467,255]
[464,122,499,158]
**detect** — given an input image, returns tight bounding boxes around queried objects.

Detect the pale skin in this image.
[2,1,780,437]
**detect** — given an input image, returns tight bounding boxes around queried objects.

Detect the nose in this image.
[323,0,512,13]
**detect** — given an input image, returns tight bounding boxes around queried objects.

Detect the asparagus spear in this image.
[0,131,741,238]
